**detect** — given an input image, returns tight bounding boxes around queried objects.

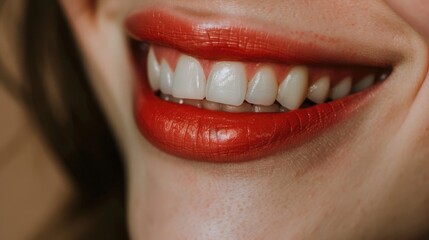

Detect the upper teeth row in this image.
[147,47,377,110]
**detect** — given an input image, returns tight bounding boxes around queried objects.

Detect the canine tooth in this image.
[330,77,352,99]
[159,59,174,95]
[353,74,375,92]
[277,66,309,110]
[172,55,206,100]
[253,103,280,113]
[147,47,160,91]
[202,100,221,111]
[246,67,278,106]
[206,62,247,106]
[307,76,330,104]
[222,103,253,113]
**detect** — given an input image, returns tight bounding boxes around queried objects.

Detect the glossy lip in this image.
[126,7,397,66]
[127,7,384,163]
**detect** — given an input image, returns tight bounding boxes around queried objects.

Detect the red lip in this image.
[126,7,391,66]
[127,7,377,162]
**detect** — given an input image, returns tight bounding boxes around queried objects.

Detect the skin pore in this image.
[60,0,429,239]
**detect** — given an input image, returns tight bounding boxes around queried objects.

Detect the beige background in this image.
[0,1,72,239]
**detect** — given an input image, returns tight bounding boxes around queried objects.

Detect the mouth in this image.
[126,7,392,163]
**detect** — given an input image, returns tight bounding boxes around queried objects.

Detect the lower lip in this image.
[134,57,372,163]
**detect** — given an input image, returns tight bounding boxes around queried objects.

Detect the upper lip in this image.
[126,6,394,163]
[126,6,398,67]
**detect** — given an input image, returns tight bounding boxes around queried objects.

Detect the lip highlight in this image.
[127,7,380,162]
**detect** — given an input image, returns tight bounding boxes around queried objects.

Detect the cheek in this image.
[386,0,429,39]
[59,0,147,154]
[59,0,96,21]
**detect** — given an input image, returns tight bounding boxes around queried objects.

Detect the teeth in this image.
[147,47,160,91]
[172,55,206,100]
[353,74,375,92]
[330,77,352,100]
[246,67,278,106]
[159,59,174,95]
[150,46,386,113]
[307,76,330,104]
[206,62,247,106]
[277,66,309,110]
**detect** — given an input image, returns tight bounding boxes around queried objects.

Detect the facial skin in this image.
[60,0,429,239]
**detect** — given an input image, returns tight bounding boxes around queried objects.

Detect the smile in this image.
[126,7,392,163]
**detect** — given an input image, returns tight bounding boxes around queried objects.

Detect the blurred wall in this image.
[0,1,73,239]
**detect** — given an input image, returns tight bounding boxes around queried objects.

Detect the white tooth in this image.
[159,59,174,95]
[330,77,352,99]
[307,76,330,104]
[276,66,309,110]
[147,47,160,91]
[206,62,247,106]
[246,67,278,106]
[172,55,206,100]
[353,74,375,92]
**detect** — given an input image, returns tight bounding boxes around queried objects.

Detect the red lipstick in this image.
[127,7,378,162]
